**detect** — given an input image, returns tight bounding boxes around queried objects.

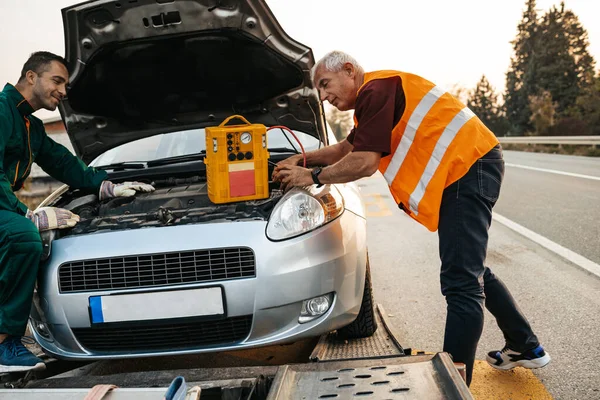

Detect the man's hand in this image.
[26,207,80,232]
[272,154,303,182]
[99,180,155,201]
[274,165,314,192]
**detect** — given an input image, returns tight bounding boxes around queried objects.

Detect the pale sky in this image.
[1,0,598,120]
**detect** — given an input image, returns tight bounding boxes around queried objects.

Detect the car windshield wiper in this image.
[97,161,147,171]
[268,147,300,154]
[147,151,206,167]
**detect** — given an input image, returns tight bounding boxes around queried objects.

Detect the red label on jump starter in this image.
[229,163,256,197]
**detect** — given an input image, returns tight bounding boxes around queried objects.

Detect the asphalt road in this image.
[360,151,600,399]
[495,150,600,264]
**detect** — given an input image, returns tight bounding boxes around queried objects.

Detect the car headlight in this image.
[266,186,344,241]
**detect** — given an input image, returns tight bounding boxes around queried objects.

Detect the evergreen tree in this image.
[504,70,531,135]
[504,0,539,135]
[536,5,579,116]
[467,75,507,135]
[576,74,600,135]
[561,4,596,91]
[505,0,597,135]
[559,3,597,119]
[528,90,557,135]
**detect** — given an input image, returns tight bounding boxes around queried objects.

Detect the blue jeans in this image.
[438,144,539,385]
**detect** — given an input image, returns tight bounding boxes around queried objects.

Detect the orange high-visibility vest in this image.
[356,71,499,231]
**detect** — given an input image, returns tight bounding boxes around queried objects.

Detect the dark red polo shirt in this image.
[346,76,406,156]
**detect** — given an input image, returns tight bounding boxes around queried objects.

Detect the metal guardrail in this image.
[498,136,600,145]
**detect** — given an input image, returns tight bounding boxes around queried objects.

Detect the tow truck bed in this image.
[2,305,472,399]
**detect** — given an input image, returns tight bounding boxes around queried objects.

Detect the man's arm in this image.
[275,150,380,191]
[0,111,29,214]
[305,138,354,166]
[278,138,353,167]
[273,138,353,182]
[36,130,154,200]
[275,78,401,191]
[35,131,107,190]
[319,150,381,184]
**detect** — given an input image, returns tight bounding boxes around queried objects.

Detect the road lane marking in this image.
[493,213,600,278]
[506,163,600,181]
[363,193,393,217]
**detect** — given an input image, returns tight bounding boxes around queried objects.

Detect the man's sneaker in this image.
[0,336,45,373]
[486,344,551,370]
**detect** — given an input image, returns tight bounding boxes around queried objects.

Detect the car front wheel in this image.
[337,258,377,338]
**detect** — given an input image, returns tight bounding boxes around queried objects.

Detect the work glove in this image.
[26,207,80,232]
[99,180,155,201]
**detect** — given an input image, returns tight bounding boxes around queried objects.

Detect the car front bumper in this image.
[30,210,367,359]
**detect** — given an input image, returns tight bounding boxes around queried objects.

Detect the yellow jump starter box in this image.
[204,115,270,204]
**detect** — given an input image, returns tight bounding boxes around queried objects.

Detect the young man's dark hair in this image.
[18,51,67,82]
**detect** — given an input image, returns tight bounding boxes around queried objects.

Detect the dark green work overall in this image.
[0,83,107,336]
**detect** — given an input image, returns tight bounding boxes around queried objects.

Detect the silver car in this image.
[30,0,376,360]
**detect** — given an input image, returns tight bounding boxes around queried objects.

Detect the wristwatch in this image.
[311,167,324,187]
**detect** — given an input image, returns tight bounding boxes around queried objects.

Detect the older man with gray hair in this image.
[273,50,550,385]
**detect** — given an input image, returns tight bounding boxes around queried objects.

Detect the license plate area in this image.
[88,286,225,325]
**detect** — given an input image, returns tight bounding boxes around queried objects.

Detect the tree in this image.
[576,74,600,135]
[558,3,596,119]
[536,4,580,116]
[561,4,596,91]
[504,0,540,135]
[529,90,557,135]
[504,0,597,135]
[324,103,354,141]
[467,75,508,136]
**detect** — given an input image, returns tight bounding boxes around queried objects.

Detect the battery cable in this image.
[267,126,307,168]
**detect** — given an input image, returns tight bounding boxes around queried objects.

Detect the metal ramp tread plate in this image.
[310,304,405,362]
[267,354,473,400]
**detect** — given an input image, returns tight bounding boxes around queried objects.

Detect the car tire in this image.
[337,258,378,339]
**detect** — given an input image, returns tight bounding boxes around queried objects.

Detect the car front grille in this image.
[72,315,253,352]
[58,247,256,293]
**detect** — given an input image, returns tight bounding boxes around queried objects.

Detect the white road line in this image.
[506,163,600,181]
[493,213,600,278]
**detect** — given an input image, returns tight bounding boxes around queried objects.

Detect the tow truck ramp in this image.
[2,305,472,399]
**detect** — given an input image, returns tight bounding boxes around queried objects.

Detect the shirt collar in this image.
[2,83,35,117]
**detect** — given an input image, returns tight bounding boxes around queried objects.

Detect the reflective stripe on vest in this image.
[407,106,475,214]
[356,71,498,231]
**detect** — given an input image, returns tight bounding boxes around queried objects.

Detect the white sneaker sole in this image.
[0,362,46,374]
[486,353,551,371]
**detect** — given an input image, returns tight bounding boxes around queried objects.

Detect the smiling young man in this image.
[273,50,550,385]
[0,51,154,372]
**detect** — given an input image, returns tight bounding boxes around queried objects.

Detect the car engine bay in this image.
[47,173,284,238]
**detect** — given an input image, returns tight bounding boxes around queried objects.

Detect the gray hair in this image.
[311,50,364,82]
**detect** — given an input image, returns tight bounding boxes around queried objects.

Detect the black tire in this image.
[337,258,378,339]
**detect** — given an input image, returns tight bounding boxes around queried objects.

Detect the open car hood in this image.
[60,0,326,163]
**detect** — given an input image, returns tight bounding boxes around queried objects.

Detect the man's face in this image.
[314,63,358,111]
[31,61,69,111]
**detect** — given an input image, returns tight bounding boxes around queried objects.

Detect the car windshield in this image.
[90,127,322,167]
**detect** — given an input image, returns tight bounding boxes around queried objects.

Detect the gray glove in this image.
[26,207,80,232]
[99,180,155,201]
